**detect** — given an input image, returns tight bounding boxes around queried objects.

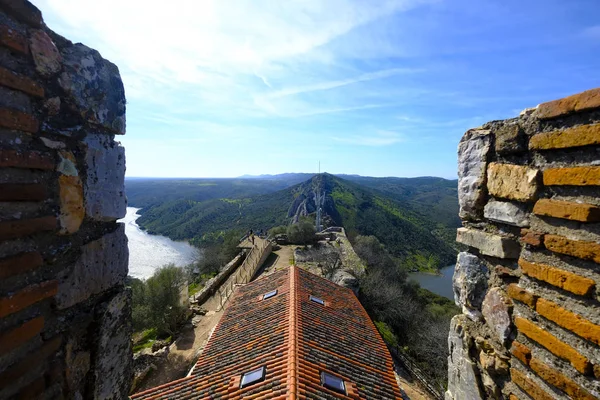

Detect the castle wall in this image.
[0,1,130,398]
[450,88,600,399]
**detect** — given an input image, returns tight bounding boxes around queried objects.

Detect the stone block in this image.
[544,234,600,264]
[487,162,540,202]
[518,258,595,296]
[510,341,531,366]
[514,316,591,374]
[0,280,57,318]
[0,150,54,170]
[495,123,524,154]
[29,30,62,77]
[93,289,132,400]
[0,216,56,241]
[510,368,554,400]
[453,252,489,315]
[543,166,600,186]
[0,183,46,201]
[457,129,491,220]
[0,316,43,355]
[529,357,596,400]
[481,288,512,343]
[536,298,600,346]
[483,200,530,227]
[445,315,484,400]
[536,87,600,119]
[58,175,84,235]
[59,44,126,134]
[0,108,39,133]
[0,25,29,54]
[520,229,544,247]
[83,134,126,221]
[0,66,44,97]
[533,199,600,222]
[506,283,538,308]
[0,0,43,28]
[530,123,600,150]
[56,225,128,309]
[0,252,43,279]
[456,228,520,259]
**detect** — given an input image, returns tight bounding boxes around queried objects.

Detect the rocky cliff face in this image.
[0,1,130,398]
[449,88,600,400]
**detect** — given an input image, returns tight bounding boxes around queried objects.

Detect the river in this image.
[408,265,455,301]
[119,207,199,280]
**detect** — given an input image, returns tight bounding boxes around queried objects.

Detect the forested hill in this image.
[127,174,460,270]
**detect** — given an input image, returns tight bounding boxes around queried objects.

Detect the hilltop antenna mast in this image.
[316,161,322,232]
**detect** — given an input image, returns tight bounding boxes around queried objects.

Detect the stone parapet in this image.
[449,87,600,400]
[0,1,130,398]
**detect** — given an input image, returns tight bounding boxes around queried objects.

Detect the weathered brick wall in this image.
[0,1,130,399]
[448,88,600,399]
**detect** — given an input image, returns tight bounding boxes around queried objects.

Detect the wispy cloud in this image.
[332,131,405,146]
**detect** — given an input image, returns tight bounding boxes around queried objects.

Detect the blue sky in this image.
[35,0,600,178]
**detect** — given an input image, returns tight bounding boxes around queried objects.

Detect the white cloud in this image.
[332,130,405,146]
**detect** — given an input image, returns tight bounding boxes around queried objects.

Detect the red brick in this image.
[0,24,29,54]
[536,88,600,119]
[0,316,44,355]
[0,251,43,279]
[534,199,600,222]
[0,107,39,133]
[511,367,554,400]
[514,316,591,374]
[0,0,43,28]
[506,283,538,308]
[519,258,595,296]
[0,149,53,169]
[0,216,56,241]
[544,234,600,264]
[0,280,57,318]
[520,228,544,247]
[0,66,44,97]
[544,166,600,186]
[0,183,47,201]
[530,357,596,400]
[510,341,531,366]
[0,336,61,387]
[536,298,600,346]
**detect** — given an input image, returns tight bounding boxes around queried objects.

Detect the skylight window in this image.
[309,295,325,305]
[262,290,277,300]
[321,371,346,394]
[240,366,266,388]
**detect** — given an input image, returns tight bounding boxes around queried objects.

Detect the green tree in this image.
[286,220,316,244]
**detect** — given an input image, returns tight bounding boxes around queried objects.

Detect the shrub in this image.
[286,220,316,244]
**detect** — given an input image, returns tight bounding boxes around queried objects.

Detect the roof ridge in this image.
[287,264,299,399]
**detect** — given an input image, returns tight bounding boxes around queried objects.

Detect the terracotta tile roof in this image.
[131,266,402,399]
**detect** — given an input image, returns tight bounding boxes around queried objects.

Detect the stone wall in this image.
[0,1,130,399]
[449,88,600,399]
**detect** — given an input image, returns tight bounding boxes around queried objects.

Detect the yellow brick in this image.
[514,316,591,374]
[536,298,600,346]
[530,124,600,150]
[544,234,600,265]
[530,357,596,400]
[518,258,595,296]
[510,367,554,400]
[543,166,600,186]
[533,199,600,222]
[487,162,539,202]
[506,283,538,308]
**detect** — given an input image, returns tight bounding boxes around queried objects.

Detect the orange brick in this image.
[0,25,29,54]
[0,316,44,355]
[0,107,38,133]
[594,364,600,380]
[0,216,56,241]
[0,183,47,201]
[0,66,44,97]
[511,341,531,366]
[514,316,591,374]
[536,298,600,346]
[543,166,600,186]
[506,283,538,308]
[518,258,595,296]
[511,367,554,400]
[508,394,518,400]
[0,252,43,279]
[16,376,45,400]
[520,228,544,247]
[0,280,57,318]
[544,234,600,264]
[530,124,600,150]
[0,336,61,387]
[530,357,596,400]
[533,199,600,222]
[0,150,54,169]
[536,88,600,119]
